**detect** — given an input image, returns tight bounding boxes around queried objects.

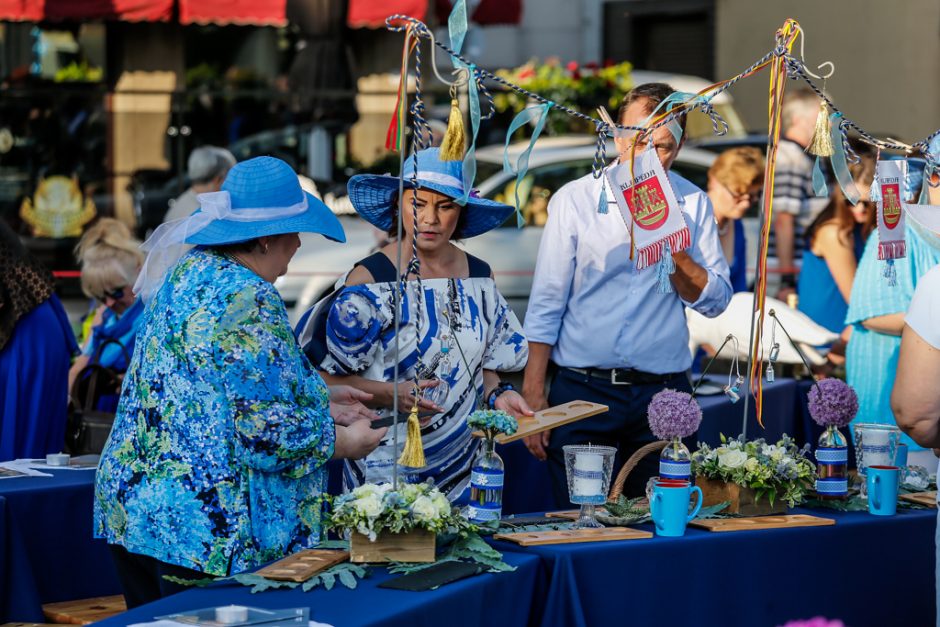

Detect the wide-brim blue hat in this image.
[185,156,346,246]
[347,147,514,238]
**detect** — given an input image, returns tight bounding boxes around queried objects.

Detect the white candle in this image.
[859,427,897,469]
[215,605,249,624]
[573,452,604,497]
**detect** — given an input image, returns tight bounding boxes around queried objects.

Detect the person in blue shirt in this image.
[521,83,733,503]
[797,152,875,335]
[705,146,764,292]
[69,219,146,410]
[0,221,78,460]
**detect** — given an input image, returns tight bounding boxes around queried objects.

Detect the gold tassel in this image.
[397,394,426,468]
[806,100,833,157]
[439,95,466,161]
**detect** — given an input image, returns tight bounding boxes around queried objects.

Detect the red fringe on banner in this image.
[634,227,691,270]
[877,240,906,261]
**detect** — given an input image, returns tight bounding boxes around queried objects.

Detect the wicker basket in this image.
[607,440,669,502]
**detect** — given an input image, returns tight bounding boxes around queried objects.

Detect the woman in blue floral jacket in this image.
[94,157,385,607]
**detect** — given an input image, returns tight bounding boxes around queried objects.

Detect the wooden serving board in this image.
[689,514,835,533]
[493,526,652,546]
[42,595,126,624]
[476,401,608,444]
[900,491,938,507]
[254,549,349,582]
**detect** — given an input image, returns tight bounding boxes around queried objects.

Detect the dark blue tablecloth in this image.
[0,468,121,622]
[91,550,544,627]
[493,507,936,627]
[500,378,810,515]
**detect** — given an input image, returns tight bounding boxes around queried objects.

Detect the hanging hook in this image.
[794,23,835,80]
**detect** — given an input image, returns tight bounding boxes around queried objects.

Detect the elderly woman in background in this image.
[95,157,385,607]
[0,222,78,460]
[69,219,145,400]
[705,146,764,292]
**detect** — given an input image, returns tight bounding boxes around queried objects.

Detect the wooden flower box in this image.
[695,476,787,516]
[349,528,436,563]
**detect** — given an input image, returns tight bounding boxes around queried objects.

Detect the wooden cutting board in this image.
[493,526,652,546]
[254,549,349,582]
[689,514,835,532]
[900,491,937,507]
[478,401,608,444]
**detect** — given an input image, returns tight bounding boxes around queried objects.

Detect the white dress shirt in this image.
[524,167,732,373]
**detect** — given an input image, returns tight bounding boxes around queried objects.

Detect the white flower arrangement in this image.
[691,434,816,508]
[327,481,468,541]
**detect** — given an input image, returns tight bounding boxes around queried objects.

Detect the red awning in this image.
[179,0,288,26]
[348,0,427,28]
[0,0,174,22]
[435,0,521,25]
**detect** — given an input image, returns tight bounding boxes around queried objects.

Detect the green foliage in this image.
[694,501,731,519]
[54,61,103,83]
[692,434,816,508]
[493,58,633,135]
[232,573,299,593]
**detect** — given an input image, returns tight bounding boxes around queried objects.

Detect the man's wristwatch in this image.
[486,382,516,410]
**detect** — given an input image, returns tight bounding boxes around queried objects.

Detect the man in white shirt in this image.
[522,83,733,503]
[164,146,236,223]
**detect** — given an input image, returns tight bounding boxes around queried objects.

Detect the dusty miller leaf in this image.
[232,573,299,593]
[338,569,358,589]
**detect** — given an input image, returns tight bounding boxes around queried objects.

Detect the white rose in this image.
[353,484,379,499]
[744,457,759,472]
[718,449,748,469]
[411,495,436,522]
[432,494,451,517]
[355,494,384,518]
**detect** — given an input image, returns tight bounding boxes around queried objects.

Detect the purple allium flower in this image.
[647,389,702,439]
[780,618,845,627]
[807,379,858,428]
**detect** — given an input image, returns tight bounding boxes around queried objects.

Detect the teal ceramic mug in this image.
[651,482,703,537]
[867,465,899,516]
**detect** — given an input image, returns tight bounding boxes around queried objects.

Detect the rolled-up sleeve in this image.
[216,283,335,477]
[524,185,579,345]
[681,193,732,318]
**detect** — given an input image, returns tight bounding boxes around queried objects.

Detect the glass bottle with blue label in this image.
[468,437,504,523]
[816,425,848,499]
[660,436,692,482]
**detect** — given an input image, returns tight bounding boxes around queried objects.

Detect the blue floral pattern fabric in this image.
[314,276,527,501]
[94,249,335,576]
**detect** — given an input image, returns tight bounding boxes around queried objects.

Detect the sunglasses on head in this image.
[98,286,125,302]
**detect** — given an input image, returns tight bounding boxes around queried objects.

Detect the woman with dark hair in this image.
[0,222,78,460]
[297,147,531,503]
[797,153,876,333]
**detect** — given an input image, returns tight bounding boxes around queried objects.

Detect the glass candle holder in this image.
[563,444,616,529]
[853,423,901,498]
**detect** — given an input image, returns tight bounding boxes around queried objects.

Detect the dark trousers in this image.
[546,367,692,507]
[109,544,206,608]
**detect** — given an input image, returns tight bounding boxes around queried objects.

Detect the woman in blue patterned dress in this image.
[94,157,386,607]
[845,170,940,470]
[298,148,531,502]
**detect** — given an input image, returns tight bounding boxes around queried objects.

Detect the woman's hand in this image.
[328,385,380,427]
[333,420,387,460]
[387,379,445,414]
[494,390,535,422]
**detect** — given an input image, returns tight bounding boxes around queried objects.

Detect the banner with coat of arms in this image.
[876,159,907,260]
[605,148,691,270]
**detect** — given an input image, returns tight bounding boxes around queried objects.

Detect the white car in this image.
[278,137,748,325]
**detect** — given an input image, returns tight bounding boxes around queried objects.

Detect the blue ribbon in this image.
[597,176,609,214]
[503,102,551,227]
[637,91,708,145]
[812,156,828,197]
[447,0,468,60]
[829,113,861,205]
[458,65,481,205]
[657,240,676,294]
